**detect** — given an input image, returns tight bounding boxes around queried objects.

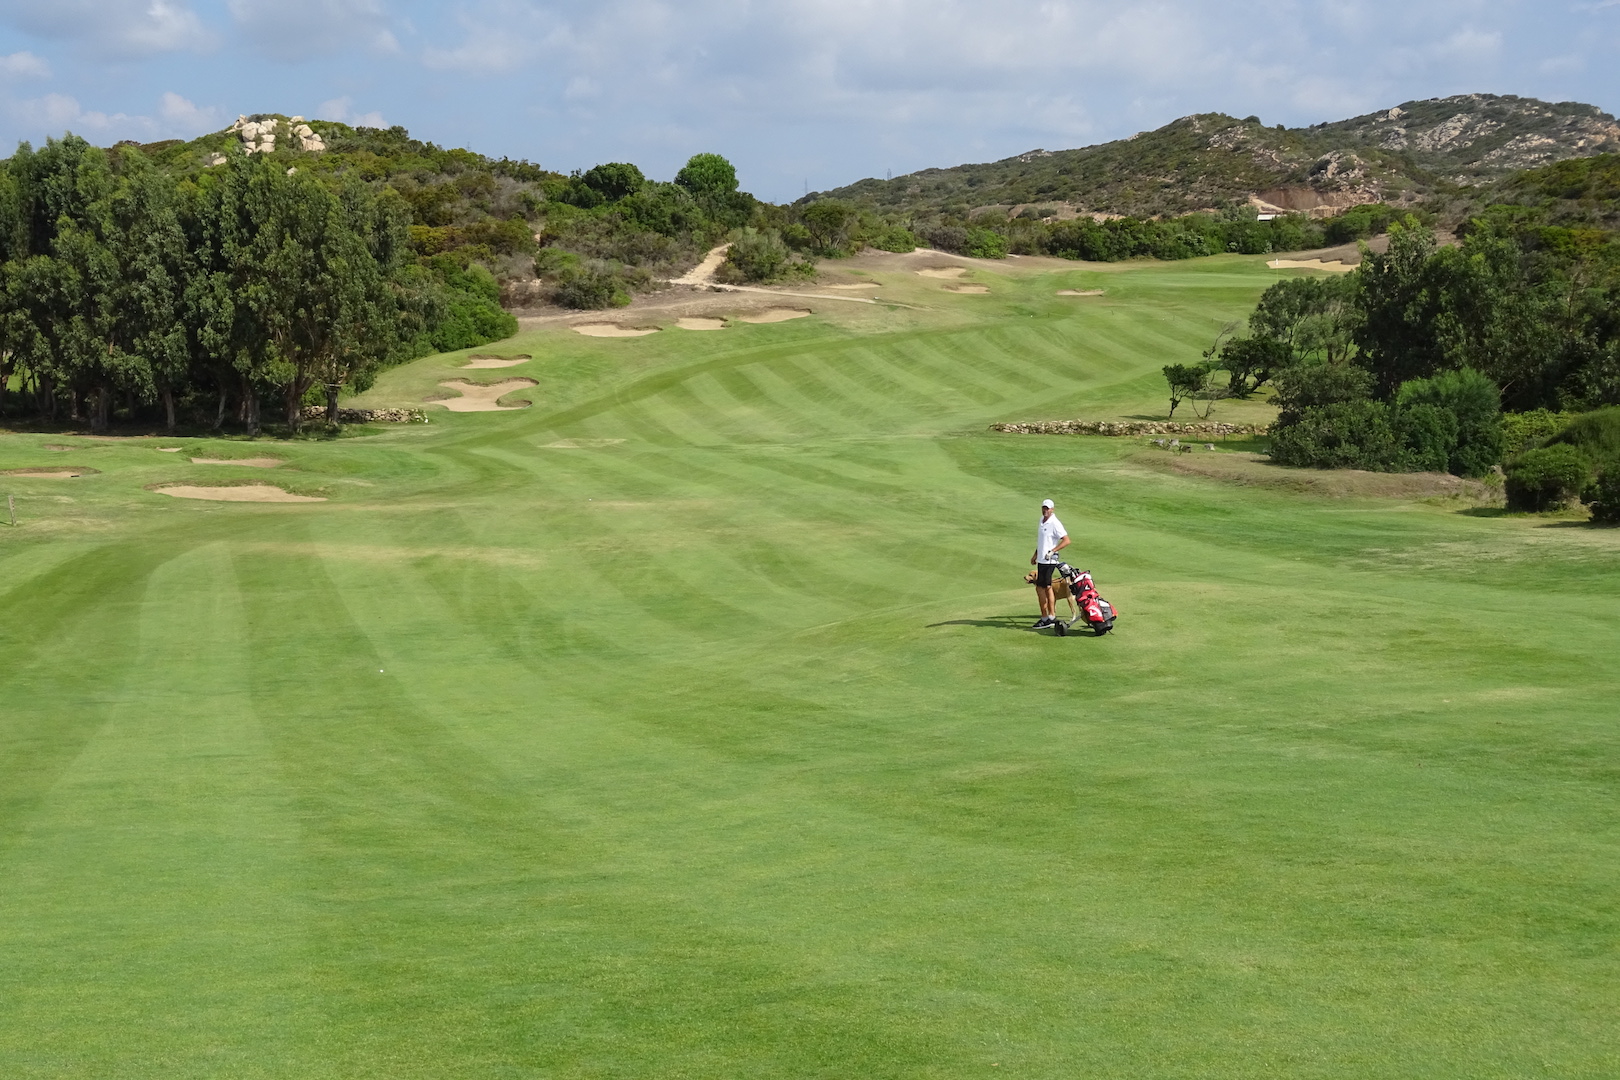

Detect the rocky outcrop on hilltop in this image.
[815,94,1620,220]
[1316,95,1620,182]
[227,115,326,155]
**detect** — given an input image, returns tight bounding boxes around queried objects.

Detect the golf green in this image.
[1,256,1615,1078]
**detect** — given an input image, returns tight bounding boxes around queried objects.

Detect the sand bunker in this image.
[157,447,184,453]
[1269,258,1355,273]
[1057,289,1105,297]
[946,284,990,294]
[191,456,283,468]
[2,467,96,478]
[572,323,661,338]
[157,485,325,503]
[462,354,532,369]
[918,267,968,279]
[737,308,811,324]
[824,283,881,290]
[434,378,537,412]
[675,317,727,331]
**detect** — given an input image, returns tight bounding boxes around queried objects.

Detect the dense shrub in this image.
[1501,409,1577,455]
[1585,467,1620,524]
[867,225,918,253]
[552,264,631,309]
[1504,444,1593,510]
[717,227,811,284]
[963,227,1009,259]
[1268,400,1402,470]
[1393,403,1460,472]
[1395,368,1503,476]
[1545,407,1620,461]
[1272,363,1376,419]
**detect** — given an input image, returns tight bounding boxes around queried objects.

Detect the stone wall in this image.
[991,420,1267,436]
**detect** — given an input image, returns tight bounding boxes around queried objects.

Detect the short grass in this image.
[1,256,1616,1079]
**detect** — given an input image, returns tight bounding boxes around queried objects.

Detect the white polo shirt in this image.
[1036,513,1067,564]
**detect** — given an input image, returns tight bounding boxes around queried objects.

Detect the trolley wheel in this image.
[1054,621,1068,636]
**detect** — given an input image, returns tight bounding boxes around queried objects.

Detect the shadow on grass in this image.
[927,614,1106,636]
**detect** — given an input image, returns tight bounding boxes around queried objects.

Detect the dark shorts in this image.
[1035,563,1057,588]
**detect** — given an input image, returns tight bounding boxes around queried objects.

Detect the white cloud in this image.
[0,0,215,56]
[316,95,385,127]
[0,50,51,79]
[228,0,399,59]
[158,90,220,132]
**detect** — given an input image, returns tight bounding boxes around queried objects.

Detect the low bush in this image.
[1395,368,1502,477]
[1504,444,1593,511]
[1545,407,1620,461]
[553,264,631,309]
[963,227,1009,259]
[1585,467,1620,524]
[868,226,919,253]
[1268,400,1402,470]
[716,228,812,284]
[1500,409,1576,456]
[1394,402,1460,473]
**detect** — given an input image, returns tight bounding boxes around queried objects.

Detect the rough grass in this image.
[0,257,1616,1079]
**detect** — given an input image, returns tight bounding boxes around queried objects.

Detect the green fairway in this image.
[1,256,1616,1079]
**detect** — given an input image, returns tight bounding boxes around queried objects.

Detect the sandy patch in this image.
[572,323,661,338]
[462,354,532,369]
[675,317,727,331]
[1269,258,1356,273]
[671,243,732,286]
[157,447,184,452]
[2,467,97,478]
[736,308,811,324]
[945,284,990,294]
[545,438,627,448]
[156,485,325,503]
[1057,289,1105,296]
[918,267,969,279]
[434,378,537,412]
[824,283,881,290]
[191,456,283,468]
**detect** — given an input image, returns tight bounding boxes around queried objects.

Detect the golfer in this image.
[1030,498,1070,628]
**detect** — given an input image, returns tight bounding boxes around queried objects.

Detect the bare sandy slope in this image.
[675,317,727,331]
[2,468,96,478]
[1057,289,1105,297]
[156,485,325,503]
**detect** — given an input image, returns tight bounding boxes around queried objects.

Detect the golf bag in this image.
[1054,565,1118,636]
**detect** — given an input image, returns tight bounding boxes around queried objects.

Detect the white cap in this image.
[1041,499,1054,508]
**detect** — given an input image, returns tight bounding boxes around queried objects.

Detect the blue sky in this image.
[1,0,1616,202]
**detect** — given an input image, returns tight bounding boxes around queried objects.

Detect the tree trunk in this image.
[70,388,82,423]
[163,387,177,434]
[285,382,307,432]
[325,383,341,426]
[245,388,260,437]
[92,385,111,434]
[213,388,229,431]
[42,377,56,422]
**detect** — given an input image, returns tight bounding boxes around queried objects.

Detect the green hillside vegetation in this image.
[2,256,1616,1076]
[816,95,1618,220]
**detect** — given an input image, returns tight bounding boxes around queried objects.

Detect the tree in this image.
[1162,363,1207,418]
[1355,217,1446,398]
[800,200,854,253]
[674,153,738,197]
[1219,335,1290,397]
[581,162,645,202]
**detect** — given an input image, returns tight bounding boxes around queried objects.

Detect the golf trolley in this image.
[1052,564,1118,637]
